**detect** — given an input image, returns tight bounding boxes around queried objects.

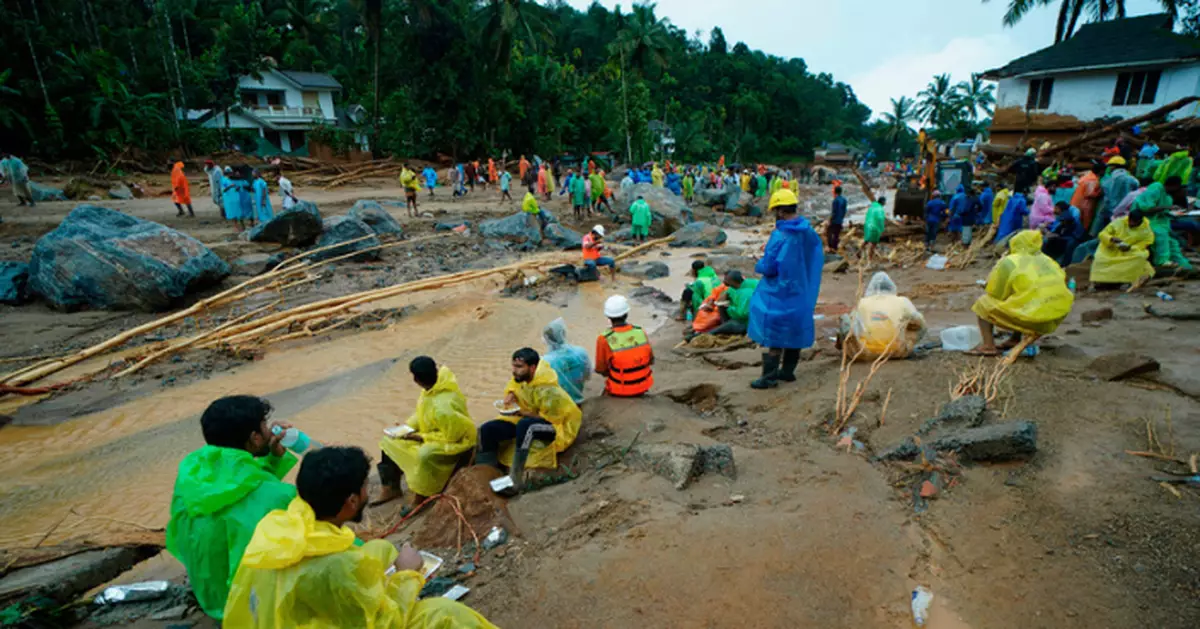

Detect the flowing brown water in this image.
[0,274,667,546]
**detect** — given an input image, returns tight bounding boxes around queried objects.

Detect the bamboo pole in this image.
[614,235,675,262]
[113,300,282,378]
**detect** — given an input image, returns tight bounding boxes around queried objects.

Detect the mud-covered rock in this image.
[0,261,31,305]
[622,260,670,279]
[669,221,727,248]
[918,395,987,436]
[347,200,404,238]
[107,184,133,200]
[544,223,583,249]
[28,205,230,311]
[248,200,323,246]
[310,215,381,262]
[880,421,1038,463]
[1089,352,1160,381]
[479,212,542,245]
[630,442,737,489]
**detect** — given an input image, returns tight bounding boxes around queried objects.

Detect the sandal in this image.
[964,347,1001,357]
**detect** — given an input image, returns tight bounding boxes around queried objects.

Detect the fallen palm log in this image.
[1040,96,1199,157]
[850,165,877,204]
[614,235,675,261]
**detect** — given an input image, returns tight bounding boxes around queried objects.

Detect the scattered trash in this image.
[1067,277,1077,293]
[976,279,987,286]
[729,494,745,503]
[483,526,509,550]
[419,576,458,599]
[419,551,444,579]
[442,585,471,601]
[1156,291,1174,302]
[489,475,516,496]
[925,255,948,270]
[457,561,477,575]
[919,480,939,498]
[911,586,934,627]
[813,314,826,320]
[836,426,858,450]
[939,325,982,352]
[94,581,171,605]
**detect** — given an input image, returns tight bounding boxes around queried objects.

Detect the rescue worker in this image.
[377,356,476,506]
[223,446,497,628]
[582,225,616,279]
[171,161,194,217]
[967,230,1075,356]
[399,163,421,217]
[842,272,926,359]
[1090,210,1155,286]
[595,295,654,397]
[542,318,590,404]
[677,259,719,322]
[749,188,823,389]
[251,170,273,224]
[203,160,223,214]
[167,396,299,620]
[477,348,582,491]
[630,195,652,242]
[651,162,665,187]
[522,190,551,234]
[862,196,887,261]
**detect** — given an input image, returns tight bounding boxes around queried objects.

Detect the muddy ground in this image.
[1,177,1198,629]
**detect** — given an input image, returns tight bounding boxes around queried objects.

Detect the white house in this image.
[183,68,365,154]
[982,13,1200,147]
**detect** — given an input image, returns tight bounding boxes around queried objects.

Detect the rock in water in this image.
[478,212,542,246]
[669,222,727,248]
[247,200,323,246]
[0,261,31,305]
[347,200,404,238]
[622,260,670,279]
[310,216,381,262]
[543,223,583,249]
[30,182,67,202]
[28,205,230,311]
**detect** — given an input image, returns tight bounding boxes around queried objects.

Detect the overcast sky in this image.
[559,0,1165,118]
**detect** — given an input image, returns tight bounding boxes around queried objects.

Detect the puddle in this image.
[0,273,667,545]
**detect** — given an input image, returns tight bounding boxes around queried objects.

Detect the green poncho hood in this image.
[173,445,297,516]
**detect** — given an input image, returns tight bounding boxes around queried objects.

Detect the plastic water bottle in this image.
[1157,291,1174,302]
[939,325,982,352]
[272,425,320,454]
[1067,278,1076,294]
[911,586,934,626]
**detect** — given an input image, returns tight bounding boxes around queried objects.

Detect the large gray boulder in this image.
[621,183,688,219]
[347,200,404,238]
[30,182,67,202]
[0,261,31,305]
[107,184,133,200]
[694,185,743,209]
[248,200,323,246]
[669,221,727,248]
[544,223,583,249]
[310,216,381,262]
[622,260,670,279]
[28,205,230,311]
[479,212,542,246]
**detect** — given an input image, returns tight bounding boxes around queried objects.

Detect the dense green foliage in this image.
[0,0,874,163]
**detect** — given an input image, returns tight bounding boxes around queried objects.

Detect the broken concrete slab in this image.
[880,421,1038,463]
[918,395,986,436]
[0,546,159,604]
[1088,352,1160,381]
[629,442,736,489]
[1145,303,1200,320]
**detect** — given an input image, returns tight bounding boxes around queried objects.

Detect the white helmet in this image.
[592,224,606,237]
[603,295,630,318]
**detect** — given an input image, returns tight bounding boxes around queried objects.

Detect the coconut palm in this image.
[916,74,960,129]
[987,0,1179,43]
[880,96,916,142]
[957,73,996,122]
[611,3,671,76]
[481,0,553,72]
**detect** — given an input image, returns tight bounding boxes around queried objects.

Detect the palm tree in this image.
[916,74,958,129]
[610,3,671,76]
[957,73,996,122]
[349,0,382,156]
[881,97,916,142]
[480,0,553,72]
[987,0,1179,43]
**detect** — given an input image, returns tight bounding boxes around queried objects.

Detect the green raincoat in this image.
[166,446,298,619]
[1134,182,1193,269]
[725,278,759,322]
[1154,150,1193,185]
[630,199,653,228]
[571,174,586,206]
[864,201,886,243]
[690,266,720,311]
[755,174,768,198]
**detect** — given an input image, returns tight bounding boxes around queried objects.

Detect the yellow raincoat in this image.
[972,230,1074,336]
[379,367,477,496]
[224,497,496,629]
[844,272,926,359]
[651,165,665,188]
[522,191,539,214]
[992,188,1012,225]
[1091,216,1155,285]
[497,360,582,470]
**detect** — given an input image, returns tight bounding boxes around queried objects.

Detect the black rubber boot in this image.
[751,352,780,389]
[508,449,528,495]
[778,349,801,382]
[475,450,500,468]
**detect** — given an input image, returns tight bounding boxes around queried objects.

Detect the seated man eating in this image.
[477,348,582,492]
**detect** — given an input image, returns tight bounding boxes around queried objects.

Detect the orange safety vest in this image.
[582,233,601,261]
[603,325,653,396]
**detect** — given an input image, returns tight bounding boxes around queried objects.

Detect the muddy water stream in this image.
[0,272,669,546]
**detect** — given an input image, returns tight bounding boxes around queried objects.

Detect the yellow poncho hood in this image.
[239,497,357,571]
[1007,229,1042,255]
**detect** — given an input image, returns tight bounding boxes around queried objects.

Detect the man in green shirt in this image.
[677,260,720,321]
[166,396,299,620]
[1133,175,1192,270]
[704,270,759,336]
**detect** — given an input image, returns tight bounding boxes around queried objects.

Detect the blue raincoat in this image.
[237,179,254,221]
[995,193,1029,243]
[221,176,242,220]
[748,216,824,349]
[253,178,273,223]
[978,187,995,225]
[542,318,590,404]
[947,185,967,233]
[423,167,437,189]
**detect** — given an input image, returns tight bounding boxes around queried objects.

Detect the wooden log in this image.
[613,236,676,262]
[112,300,282,378]
[850,165,877,204]
[1040,97,1200,157]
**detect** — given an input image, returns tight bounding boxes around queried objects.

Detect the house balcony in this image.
[248,105,331,121]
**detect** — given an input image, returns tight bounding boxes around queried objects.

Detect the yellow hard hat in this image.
[1107,156,1126,166]
[768,188,799,209]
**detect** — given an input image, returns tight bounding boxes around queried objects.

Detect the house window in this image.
[1113,70,1162,106]
[1026,78,1053,111]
